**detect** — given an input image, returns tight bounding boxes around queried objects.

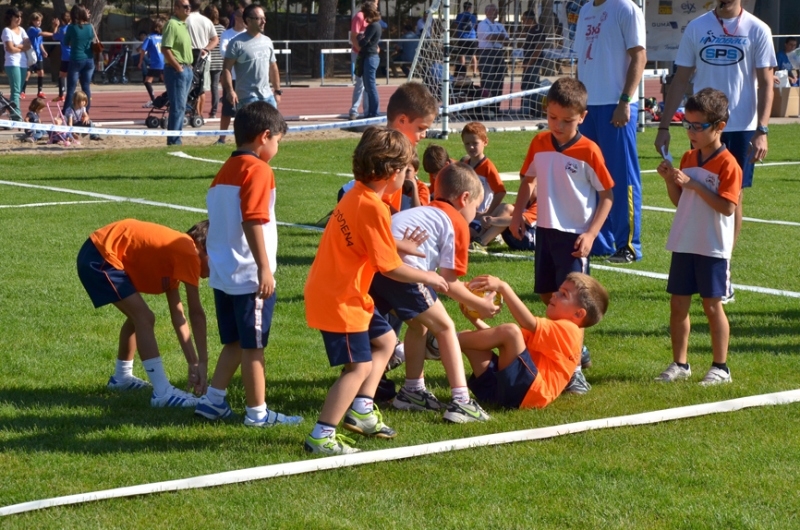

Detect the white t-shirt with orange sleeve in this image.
[520,132,614,234]
[305,181,403,333]
[206,152,277,296]
[471,156,506,215]
[666,147,742,259]
[90,219,200,294]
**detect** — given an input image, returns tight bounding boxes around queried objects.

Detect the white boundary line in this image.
[169,152,353,177]
[1,178,797,297]
[0,200,112,209]
[2,388,799,516]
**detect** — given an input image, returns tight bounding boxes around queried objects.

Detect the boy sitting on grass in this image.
[655,87,741,386]
[422,143,451,199]
[76,218,210,407]
[458,272,609,409]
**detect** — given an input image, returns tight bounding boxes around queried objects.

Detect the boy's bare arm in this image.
[184,283,208,392]
[657,160,682,206]
[485,190,507,221]
[509,177,535,239]
[242,221,275,299]
[468,275,539,332]
[440,268,501,319]
[165,288,205,393]
[573,188,613,258]
[383,263,449,293]
[673,169,736,216]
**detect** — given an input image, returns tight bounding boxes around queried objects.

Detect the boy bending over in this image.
[304,127,449,455]
[459,273,609,409]
[76,218,210,407]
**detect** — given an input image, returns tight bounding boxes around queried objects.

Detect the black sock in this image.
[58,78,65,97]
[677,362,690,370]
[712,362,729,373]
[144,81,155,100]
[37,75,43,93]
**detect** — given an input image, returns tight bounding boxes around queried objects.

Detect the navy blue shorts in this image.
[146,68,164,80]
[29,60,43,72]
[370,272,437,321]
[467,350,539,409]
[221,80,236,118]
[534,227,589,294]
[721,130,755,188]
[502,224,536,251]
[469,219,482,234]
[213,289,276,349]
[76,238,137,308]
[321,310,395,366]
[667,252,731,299]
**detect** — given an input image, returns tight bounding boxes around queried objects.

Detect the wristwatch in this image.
[755,125,768,135]
[275,89,283,96]
[619,93,632,103]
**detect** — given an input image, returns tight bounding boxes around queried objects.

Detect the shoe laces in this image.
[333,433,358,449]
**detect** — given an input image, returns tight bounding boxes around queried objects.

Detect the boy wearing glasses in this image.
[655,88,742,386]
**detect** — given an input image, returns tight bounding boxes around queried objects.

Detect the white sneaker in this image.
[150,386,199,407]
[655,362,692,382]
[700,366,732,386]
[107,374,151,391]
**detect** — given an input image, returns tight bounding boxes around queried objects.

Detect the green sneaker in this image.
[304,432,361,455]
[343,405,397,439]
[443,399,491,423]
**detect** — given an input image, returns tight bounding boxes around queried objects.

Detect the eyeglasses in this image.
[681,119,719,132]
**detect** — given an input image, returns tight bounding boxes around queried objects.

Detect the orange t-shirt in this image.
[415,178,431,206]
[470,156,506,214]
[521,197,538,226]
[382,188,403,212]
[305,181,403,332]
[90,219,200,294]
[519,317,582,409]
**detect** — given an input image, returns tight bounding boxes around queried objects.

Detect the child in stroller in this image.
[144,55,206,129]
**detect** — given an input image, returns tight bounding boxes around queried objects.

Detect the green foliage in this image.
[0,125,799,528]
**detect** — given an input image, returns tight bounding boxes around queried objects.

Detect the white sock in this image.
[351,396,374,414]
[206,386,227,405]
[404,378,426,393]
[141,357,171,396]
[245,403,267,421]
[114,359,134,380]
[574,365,583,375]
[451,386,470,404]
[311,422,336,439]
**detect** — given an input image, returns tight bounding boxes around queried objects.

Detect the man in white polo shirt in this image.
[476,4,508,116]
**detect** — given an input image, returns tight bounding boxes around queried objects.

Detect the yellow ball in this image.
[460,288,503,319]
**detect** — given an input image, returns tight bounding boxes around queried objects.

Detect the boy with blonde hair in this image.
[510,77,614,395]
[370,162,498,422]
[655,88,741,386]
[304,127,449,455]
[76,218,210,407]
[459,273,609,409]
[194,102,302,427]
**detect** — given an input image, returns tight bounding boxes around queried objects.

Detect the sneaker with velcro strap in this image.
[443,399,491,423]
[699,366,732,386]
[343,405,397,439]
[654,362,692,382]
[393,386,445,411]
[194,395,233,421]
[243,408,303,427]
[304,432,361,455]
[107,374,151,391]
[150,386,199,408]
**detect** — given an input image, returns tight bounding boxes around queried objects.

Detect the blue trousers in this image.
[362,54,380,118]
[579,103,643,259]
[164,65,193,146]
[64,58,94,113]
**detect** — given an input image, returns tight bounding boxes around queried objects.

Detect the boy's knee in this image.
[343,360,372,377]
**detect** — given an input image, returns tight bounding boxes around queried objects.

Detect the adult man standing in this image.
[574,0,646,263]
[520,9,546,117]
[222,4,281,110]
[162,0,194,146]
[347,1,373,120]
[476,4,509,116]
[454,2,478,78]
[185,0,219,118]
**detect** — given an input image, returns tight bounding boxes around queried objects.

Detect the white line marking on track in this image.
[1,179,794,296]
[2,388,799,516]
[0,200,112,209]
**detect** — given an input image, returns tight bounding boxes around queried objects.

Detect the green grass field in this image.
[1,124,800,529]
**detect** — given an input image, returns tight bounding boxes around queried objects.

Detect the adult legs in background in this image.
[363,54,380,118]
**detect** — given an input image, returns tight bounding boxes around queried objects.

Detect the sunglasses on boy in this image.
[681,119,720,132]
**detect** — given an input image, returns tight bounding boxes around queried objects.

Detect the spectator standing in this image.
[161,0,195,146]
[357,2,382,118]
[348,1,374,120]
[454,2,478,78]
[655,0,775,301]
[521,10,546,117]
[2,7,31,115]
[204,4,225,118]
[64,5,95,114]
[186,0,219,119]
[776,37,798,87]
[392,23,417,77]
[51,12,71,103]
[215,8,246,144]
[476,4,508,116]
[573,0,646,263]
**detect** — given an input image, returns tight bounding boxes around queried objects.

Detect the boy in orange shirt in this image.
[304,127,449,455]
[195,102,302,427]
[76,218,210,407]
[460,121,507,249]
[458,272,609,409]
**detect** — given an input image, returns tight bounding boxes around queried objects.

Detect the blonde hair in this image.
[565,272,609,328]
[352,127,414,183]
[434,162,483,203]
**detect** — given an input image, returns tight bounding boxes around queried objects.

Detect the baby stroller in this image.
[0,91,22,122]
[144,56,205,129]
[100,39,131,84]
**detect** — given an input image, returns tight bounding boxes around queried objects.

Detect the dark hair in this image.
[362,3,380,23]
[353,126,414,183]
[153,17,166,32]
[785,36,798,45]
[204,5,219,23]
[463,2,472,9]
[387,82,438,122]
[410,151,420,172]
[5,7,23,26]
[60,12,72,24]
[233,101,288,145]
[546,77,588,113]
[242,4,263,22]
[70,5,90,25]
[422,144,449,174]
[187,219,209,250]
[684,87,730,125]
[29,97,47,113]
[189,0,202,12]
